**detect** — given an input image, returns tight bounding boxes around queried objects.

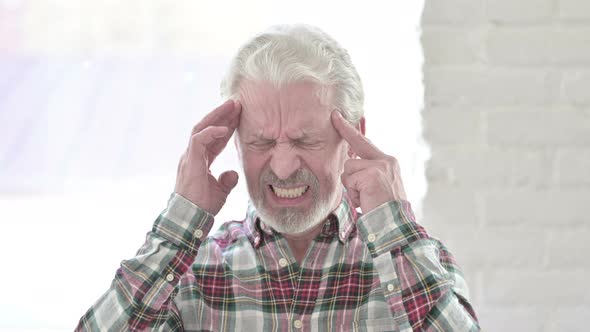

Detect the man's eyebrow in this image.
[291,131,323,140]
[245,133,275,142]
[244,130,324,141]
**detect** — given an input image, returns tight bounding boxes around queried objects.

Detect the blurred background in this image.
[2,0,589,331]
[0,1,425,330]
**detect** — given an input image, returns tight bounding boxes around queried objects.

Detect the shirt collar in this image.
[245,191,359,248]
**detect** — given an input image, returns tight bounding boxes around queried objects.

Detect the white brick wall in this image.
[487,0,555,23]
[421,0,590,330]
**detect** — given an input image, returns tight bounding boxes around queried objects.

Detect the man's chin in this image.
[264,218,321,235]
[252,186,342,234]
[256,206,313,233]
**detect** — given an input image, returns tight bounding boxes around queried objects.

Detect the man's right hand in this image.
[174,99,242,215]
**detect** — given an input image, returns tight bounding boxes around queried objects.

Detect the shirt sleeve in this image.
[75,193,215,331]
[356,200,481,331]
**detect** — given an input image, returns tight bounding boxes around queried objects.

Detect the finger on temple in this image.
[192,100,241,136]
[189,126,229,152]
[343,159,377,175]
[203,125,238,166]
[330,111,382,160]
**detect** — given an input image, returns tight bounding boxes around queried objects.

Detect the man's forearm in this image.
[357,200,480,331]
[75,194,214,331]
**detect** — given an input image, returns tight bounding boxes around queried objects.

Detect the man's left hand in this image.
[331,111,407,214]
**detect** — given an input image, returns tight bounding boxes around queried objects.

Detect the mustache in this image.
[259,168,319,187]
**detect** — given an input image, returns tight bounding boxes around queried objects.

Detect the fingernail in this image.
[233,99,241,109]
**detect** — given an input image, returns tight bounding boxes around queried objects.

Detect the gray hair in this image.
[220,24,364,124]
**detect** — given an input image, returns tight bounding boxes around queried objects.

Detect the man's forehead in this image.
[238,81,334,137]
[240,116,332,141]
[240,80,334,108]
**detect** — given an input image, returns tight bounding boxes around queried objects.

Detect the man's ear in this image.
[347,117,366,158]
[234,134,242,163]
[359,116,366,135]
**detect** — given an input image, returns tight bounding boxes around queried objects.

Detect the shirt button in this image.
[279,258,288,267]
[194,229,203,239]
[387,283,394,292]
[367,233,376,243]
[293,319,303,329]
[166,273,174,282]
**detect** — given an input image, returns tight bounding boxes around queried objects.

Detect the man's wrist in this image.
[357,200,427,257]
[152,193,214,253]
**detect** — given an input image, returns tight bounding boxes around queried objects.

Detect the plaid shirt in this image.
[76,193,479,331]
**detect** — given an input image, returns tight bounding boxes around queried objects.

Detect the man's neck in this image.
[282,221,325,264]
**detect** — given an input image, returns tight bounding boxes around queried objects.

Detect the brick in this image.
[483,189,590,226]
[422,107,483,145]
[558,148,590,186]
[486,0,555,22]
[427,147,500,185]
[547,307,590,332]
[486,109,590,147]
[443,228,546,269]
[427,146,554,188]
[421,27,485,65]
[563,71,590,104]
[487,27,590,65]
[424,67,558,107]
[422,0,485,24]
[421,0,590,328]
[422,184,482,226]
[546,230,590,268]
[477,307,545,331]
[424,156,453,184]
[559,0,590,20]
[482,270,590,305]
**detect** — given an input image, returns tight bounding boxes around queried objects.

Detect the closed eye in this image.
[247,139,276,151]
[293,139,323,150]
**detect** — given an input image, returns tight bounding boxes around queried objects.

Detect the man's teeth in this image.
[272,185,308,199]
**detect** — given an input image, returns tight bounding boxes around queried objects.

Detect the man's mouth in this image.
[270,185,309,199]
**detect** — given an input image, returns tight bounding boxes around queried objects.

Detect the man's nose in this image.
[269,144,301,180]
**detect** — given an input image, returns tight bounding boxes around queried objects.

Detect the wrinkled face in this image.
[236,80,350,234]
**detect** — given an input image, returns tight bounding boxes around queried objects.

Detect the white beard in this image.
[249,168,343,234]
